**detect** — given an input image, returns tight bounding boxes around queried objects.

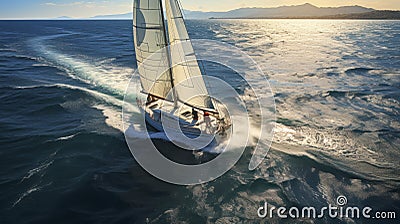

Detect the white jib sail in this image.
[165,0,214,111]
[133,0,173,100]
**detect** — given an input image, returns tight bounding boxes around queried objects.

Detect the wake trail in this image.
[29,33,136,100]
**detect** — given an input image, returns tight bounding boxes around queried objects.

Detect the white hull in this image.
[138,98,229,146]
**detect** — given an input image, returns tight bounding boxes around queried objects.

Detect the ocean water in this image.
[0,20,399,223]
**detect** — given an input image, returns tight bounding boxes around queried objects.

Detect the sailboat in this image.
[133,0,230,141]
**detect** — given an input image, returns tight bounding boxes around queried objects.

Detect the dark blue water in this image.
[0,20,399,223]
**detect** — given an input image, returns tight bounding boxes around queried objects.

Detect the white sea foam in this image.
[28,34,142,133]
[56,134,76,141]
[30,33,136,97]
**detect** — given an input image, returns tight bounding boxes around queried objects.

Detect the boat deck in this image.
[141,99,222,137]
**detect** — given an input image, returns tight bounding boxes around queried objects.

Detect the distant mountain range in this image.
[90,13,132,20]
[54,16,73,20]
[61,3,400,20]
[187,3,376,19]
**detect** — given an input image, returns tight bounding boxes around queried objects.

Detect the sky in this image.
[0,0,399,19]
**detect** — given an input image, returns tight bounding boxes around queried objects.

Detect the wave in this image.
[272,121,400,180]
[8,55,39,61]
[49,134,78,142]
[0,48,18,52]
[321,89,368,99]
[345,67,375,75]
[13,185,42,207]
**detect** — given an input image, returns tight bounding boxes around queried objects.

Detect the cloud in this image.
[42,1,116,9]
[43,3,57,6]
[43,2,91,7]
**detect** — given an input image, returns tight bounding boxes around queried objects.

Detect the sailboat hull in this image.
[139,100,224,147]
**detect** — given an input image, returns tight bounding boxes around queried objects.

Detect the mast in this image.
[159,0,178,106]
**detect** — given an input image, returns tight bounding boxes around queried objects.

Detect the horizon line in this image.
[1,3,400,20]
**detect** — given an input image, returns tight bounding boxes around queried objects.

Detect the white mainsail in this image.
[165,0,214,111]
[133,0,173,100]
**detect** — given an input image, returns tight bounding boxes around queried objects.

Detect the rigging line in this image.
[177,0,187,19]
[160,0,178,103]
